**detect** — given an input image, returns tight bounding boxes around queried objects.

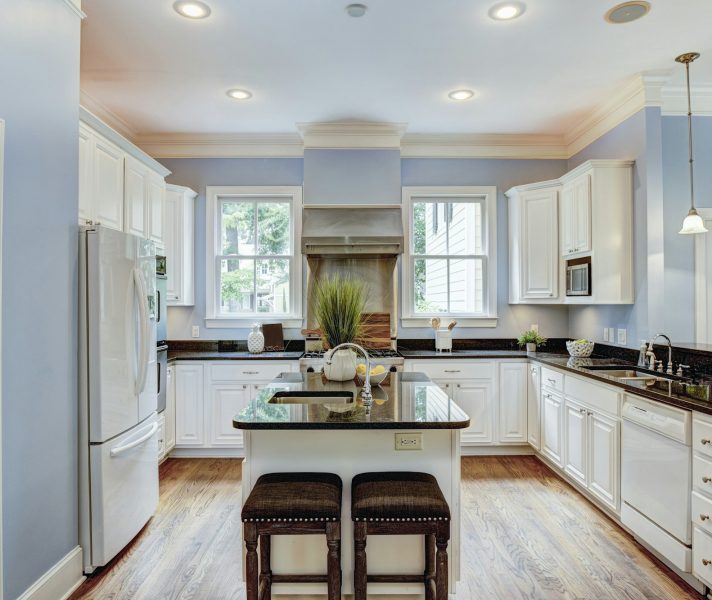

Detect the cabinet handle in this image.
[579,408,586,414]
[547,378,556,384]
[701,514,710,521]
[444,369,461,373]
[703,558,712,566]
[243,371,259,375]
[702,439,711,446]
[703,476,712,484]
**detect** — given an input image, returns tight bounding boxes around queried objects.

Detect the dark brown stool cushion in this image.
[351,472,450,522]
[242,472,342,523]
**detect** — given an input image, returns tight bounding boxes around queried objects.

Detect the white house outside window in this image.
[402,186,497,327]
[205,186,303,328]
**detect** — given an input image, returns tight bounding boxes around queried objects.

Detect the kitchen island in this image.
[233,371,469,597]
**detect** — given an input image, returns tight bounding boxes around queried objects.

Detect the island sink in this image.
[268,390,354,404]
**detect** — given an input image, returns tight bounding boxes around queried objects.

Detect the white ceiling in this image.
[80,0,712,136]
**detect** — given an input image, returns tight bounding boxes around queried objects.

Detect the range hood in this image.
[301,205,404,257]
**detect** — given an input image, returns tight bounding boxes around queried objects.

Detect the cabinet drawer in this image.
[693,453,712,493]
[408,361,494,381]
[693,526,712,587]
[565,375,620,416]
[692,491,712,535]
[541,367,564,392]
[209,362,293,382]
[693,415,712,459]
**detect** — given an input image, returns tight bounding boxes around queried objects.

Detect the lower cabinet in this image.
[541,388,564,467]
[209,383,262,447]
[165,364,176,453]
[175,363,205,446]
[498,362,528,443]
[527,364,541,450]
[440,380,495,444]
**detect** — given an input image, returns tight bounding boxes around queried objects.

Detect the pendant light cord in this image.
[686,59,696,211]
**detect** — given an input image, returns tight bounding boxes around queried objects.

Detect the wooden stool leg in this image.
[424,533,436,600]
[244,523,259,600]
[326,521,341,600]
[435,523,449,600]
[354,521,368,600]
[258,534,272,600]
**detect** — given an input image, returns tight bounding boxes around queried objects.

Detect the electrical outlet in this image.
[395,432,423,451]
[191,325,200,338]
[530,324,539,333]
[603,328,609,342]
[617,328,627,346]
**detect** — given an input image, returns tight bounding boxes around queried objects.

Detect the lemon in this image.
[370,365,386,375]
[356,363,367,375]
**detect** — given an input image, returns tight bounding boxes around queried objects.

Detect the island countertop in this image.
[233,371,470,430]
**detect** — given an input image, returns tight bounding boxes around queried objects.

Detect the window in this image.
[402,187,497,327]
[205,186,302,327]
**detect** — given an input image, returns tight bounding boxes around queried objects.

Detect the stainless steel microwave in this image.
[566,257,591,296]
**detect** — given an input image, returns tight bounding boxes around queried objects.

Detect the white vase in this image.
[247,323,264,354]
[323,348,356,381]
[526,342,537,353]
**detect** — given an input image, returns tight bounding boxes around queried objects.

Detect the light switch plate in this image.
[395,432,423,451]
[617,328,627,346]
[191,325,200,338]
[603,328,609,342]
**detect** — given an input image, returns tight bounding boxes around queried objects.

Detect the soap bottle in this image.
[248,323,265,354]
[637,340,648,367]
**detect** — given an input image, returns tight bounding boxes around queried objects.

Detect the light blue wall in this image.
[165,155,571,341]
[0,2,81,597]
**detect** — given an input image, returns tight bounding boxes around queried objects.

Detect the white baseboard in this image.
[461,445,534,456]
[17,546,85,600]
[170,447,245,458]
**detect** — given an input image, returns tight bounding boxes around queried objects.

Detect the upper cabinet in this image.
[165,184,197,306]
[507,159,633,305]
[78,107,170,249]
[507,181,561,303]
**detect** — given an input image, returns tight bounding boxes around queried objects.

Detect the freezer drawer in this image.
[89,414,159,569]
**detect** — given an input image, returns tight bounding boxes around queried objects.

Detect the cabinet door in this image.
[455,380,494,445]
[147,171,165,246]
[209,383,250,447]
[78,124,93,224]
[522,189,559,299]
[498,363,528,443]
[165,365,176,452]
[93,135,124,231]
[175,364,205,446]
[527,365,541,450]
[561,183,575,256]
[573,174,592,254]
[164,189,182,302]
[564,399,588,486]
[542,390,564,467]
[588,410,619,511]
[124,156,149,239]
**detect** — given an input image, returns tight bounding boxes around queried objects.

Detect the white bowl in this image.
[567,340,595,358]
[356,364,389,386]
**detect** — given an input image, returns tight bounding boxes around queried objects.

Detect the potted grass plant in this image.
[313,274,367,381]
[517,329,547,353]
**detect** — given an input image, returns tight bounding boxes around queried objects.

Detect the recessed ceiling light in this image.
[173,0,211,19]
[345,3,368,17]
[448,89,475,101]
[604,1,651,24]
[488,2,526,21]
[226,89,252,100]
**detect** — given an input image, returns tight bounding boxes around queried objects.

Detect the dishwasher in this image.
[621,395,692,572]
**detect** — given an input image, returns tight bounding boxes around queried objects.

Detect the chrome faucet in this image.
[648,333,673,374]
[326,343,373,407]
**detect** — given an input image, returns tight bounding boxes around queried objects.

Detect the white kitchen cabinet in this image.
[78,123,93,224]
[157,413,166,460]
[506,182,561,303]
[561,173,591,256]
[527,364,541,450]
[165,184,197,306]
[124,155,149,239]
[147,170,166,247]
[175,363,205,446]
[498,362,528,443]
[452,380,495,445]
[542,388,564,467]
[165,364,176,454]
[564,399,588,486]
[588,410,619,509]
[209,383,251,446]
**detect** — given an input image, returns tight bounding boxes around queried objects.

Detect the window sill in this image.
[401,317,498,328]
[205,317,304,329]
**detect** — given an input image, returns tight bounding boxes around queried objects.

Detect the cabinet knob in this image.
[701,514,710,521]
[703,476,712,484]
[242,384,248,390]
[702,439,711,446]
[703,558,712,566]
[579,408,586,414]
[456,383,461,388]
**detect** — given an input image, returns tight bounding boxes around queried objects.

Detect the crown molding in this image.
[79,89,137,142]
[296,121,407,149]
[401,133,568,159]
[61,0,86,19]
[661,85,712,116]
[136,133,304,158]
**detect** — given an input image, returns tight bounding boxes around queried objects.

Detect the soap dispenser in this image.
[637,340,648,368]
[248,323,265,354]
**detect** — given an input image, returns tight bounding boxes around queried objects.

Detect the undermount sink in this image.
[268,390,355,404]
[581,365,671,382]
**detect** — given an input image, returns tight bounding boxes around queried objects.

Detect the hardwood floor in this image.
[71,456,700,600]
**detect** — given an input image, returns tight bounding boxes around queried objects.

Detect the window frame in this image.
[205,186,303,328]
[401,186,498,328]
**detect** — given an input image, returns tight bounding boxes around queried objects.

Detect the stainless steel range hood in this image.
[301,205,404,257]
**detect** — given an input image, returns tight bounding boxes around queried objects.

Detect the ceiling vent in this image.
[604,1,651,24]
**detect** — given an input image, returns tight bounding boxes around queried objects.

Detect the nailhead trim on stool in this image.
[242,473,342,600]
[351,472,450,600]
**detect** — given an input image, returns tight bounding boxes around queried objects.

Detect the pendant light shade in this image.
[677,52,708,235]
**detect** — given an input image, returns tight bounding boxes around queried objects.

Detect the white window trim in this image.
[401,186,498,328]
[205,185,303,328]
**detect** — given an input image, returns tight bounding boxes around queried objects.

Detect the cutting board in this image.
[300,313,392,349]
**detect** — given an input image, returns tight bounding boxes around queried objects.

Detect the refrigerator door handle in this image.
[133,268,150,395]
[109,421,158,457]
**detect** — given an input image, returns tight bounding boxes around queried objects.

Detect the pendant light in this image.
[677,52,708,235]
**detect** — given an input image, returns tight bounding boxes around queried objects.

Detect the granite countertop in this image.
[169,350,304,362]
[400,349,530,359]
[233,372,471,430]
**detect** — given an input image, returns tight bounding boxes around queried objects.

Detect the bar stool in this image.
[351,471,450,600]
[241,472,342,600]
